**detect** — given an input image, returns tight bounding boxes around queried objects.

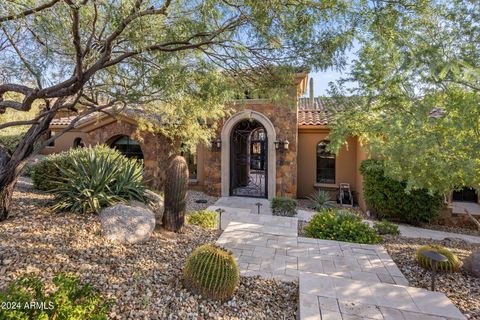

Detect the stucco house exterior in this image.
[42,72,479,219]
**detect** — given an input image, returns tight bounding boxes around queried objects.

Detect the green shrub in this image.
[31,145,116,191]
[0,273,112,320]
[305,209,382,244]
[307,190,336,211]
[271,197,297,217]
[51,146,146,214]
[187,210,218,229]
[416,245,461,272]
[374,220,400,235]
[183,244,239,300]
[360,159,443,224]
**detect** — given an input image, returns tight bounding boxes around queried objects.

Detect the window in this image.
[46,130,55,147]
[73,137,84,148]
[110,136,144,159]
[182,151,198,180]
[316,140,335,184]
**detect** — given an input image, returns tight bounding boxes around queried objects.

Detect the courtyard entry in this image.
[230,119,267,198]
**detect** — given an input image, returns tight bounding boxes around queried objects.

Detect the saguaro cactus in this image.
[162,155,189,232]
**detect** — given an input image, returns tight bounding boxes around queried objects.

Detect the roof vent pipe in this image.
[309,77,314,109]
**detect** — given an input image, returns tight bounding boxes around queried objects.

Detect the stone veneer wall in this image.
[87,119,173,190]
[203,100,298,198]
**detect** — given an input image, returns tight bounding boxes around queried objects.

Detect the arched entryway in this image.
[230,119,267,198]
[108,135,144,160]
[221,110,276,199]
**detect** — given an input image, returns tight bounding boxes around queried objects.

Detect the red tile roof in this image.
[297,109,330,126]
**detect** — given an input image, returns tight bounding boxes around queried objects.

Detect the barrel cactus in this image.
[416,244,461,272]
[183,244,240,300]
[162,155,188,232]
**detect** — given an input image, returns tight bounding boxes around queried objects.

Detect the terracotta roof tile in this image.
[297,109,330,126]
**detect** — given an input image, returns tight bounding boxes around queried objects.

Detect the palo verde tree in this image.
[0,0,356,220]
[328,0,480,196]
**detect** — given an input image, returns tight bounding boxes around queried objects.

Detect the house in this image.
[43,72,479,221]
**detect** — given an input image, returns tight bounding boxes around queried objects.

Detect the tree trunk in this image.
[0,108,56,221]
[0,179,15,221]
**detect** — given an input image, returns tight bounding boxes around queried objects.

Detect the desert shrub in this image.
[187,210,218,229]
[305,209,382,244]
[271,197,297,217]
[183,244,239,300]
[374,220,400,235]
[51,146,145,214]
[307,190,336,211]
[416,245,461,272]
[31,145,115,191]
[0,273,112,320]
[360,159,443,224]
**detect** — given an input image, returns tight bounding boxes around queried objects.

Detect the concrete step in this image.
[299,271,465,320]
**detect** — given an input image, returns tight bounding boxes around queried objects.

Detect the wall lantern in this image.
[211,138,221,151]
[275,139,290,152]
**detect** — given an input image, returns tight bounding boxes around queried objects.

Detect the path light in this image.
[420,250,448,291]
[216,208,225,230]
[255,202,262,214]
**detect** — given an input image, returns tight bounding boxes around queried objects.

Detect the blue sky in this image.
[303,44,359,97]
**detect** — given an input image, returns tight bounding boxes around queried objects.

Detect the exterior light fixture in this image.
[275,139,290,152]
[211,138,221,151]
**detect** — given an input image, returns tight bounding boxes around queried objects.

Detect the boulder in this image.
[463,250,480,278]
[100,204,155,244]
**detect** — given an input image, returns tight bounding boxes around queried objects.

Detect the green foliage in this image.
[307,190,336,211]
[271,197,297,217]
[360,160,443,224]
[305,209,382,244]
[51,146,145,214]
[328,1,480,195]
[31,145,116,191]
[416,245,461,273]
[374,220,400,236]
[187,210,218,229]
[183,244,239,301]
[162,156,188,232]
[0,273,112,320]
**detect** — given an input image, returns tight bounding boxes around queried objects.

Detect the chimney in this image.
[309,77,314,109]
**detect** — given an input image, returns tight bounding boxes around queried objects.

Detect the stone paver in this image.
[214,197,466,320]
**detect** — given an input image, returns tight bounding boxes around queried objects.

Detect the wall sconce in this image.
[275,139,290,152]
[211,138,221,151]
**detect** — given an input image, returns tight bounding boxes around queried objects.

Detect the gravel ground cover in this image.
[187,190,219,212]
[0,179,297,319]
[383,236,480,319]
[417,223,480,237]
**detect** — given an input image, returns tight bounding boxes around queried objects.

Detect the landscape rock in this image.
[100,203,155,244]
[463,250,480,278]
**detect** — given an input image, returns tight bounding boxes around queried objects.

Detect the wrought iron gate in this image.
[230,120,267,198]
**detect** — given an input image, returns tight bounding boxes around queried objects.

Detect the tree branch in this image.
[0,0,61,22]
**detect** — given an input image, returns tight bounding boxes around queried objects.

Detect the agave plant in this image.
[51,147,145,214]
[307,190,336,211]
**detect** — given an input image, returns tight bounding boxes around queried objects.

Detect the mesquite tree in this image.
[0,0,357,220]
[328,0,480,195]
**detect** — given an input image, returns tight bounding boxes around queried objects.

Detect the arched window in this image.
[317,140,335,184]
[110,136,144,159]
[73,137,84,148]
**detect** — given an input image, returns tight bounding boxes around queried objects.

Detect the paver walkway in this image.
[210,198,466,320]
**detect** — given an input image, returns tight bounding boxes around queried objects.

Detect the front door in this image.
[230,119,267,198]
